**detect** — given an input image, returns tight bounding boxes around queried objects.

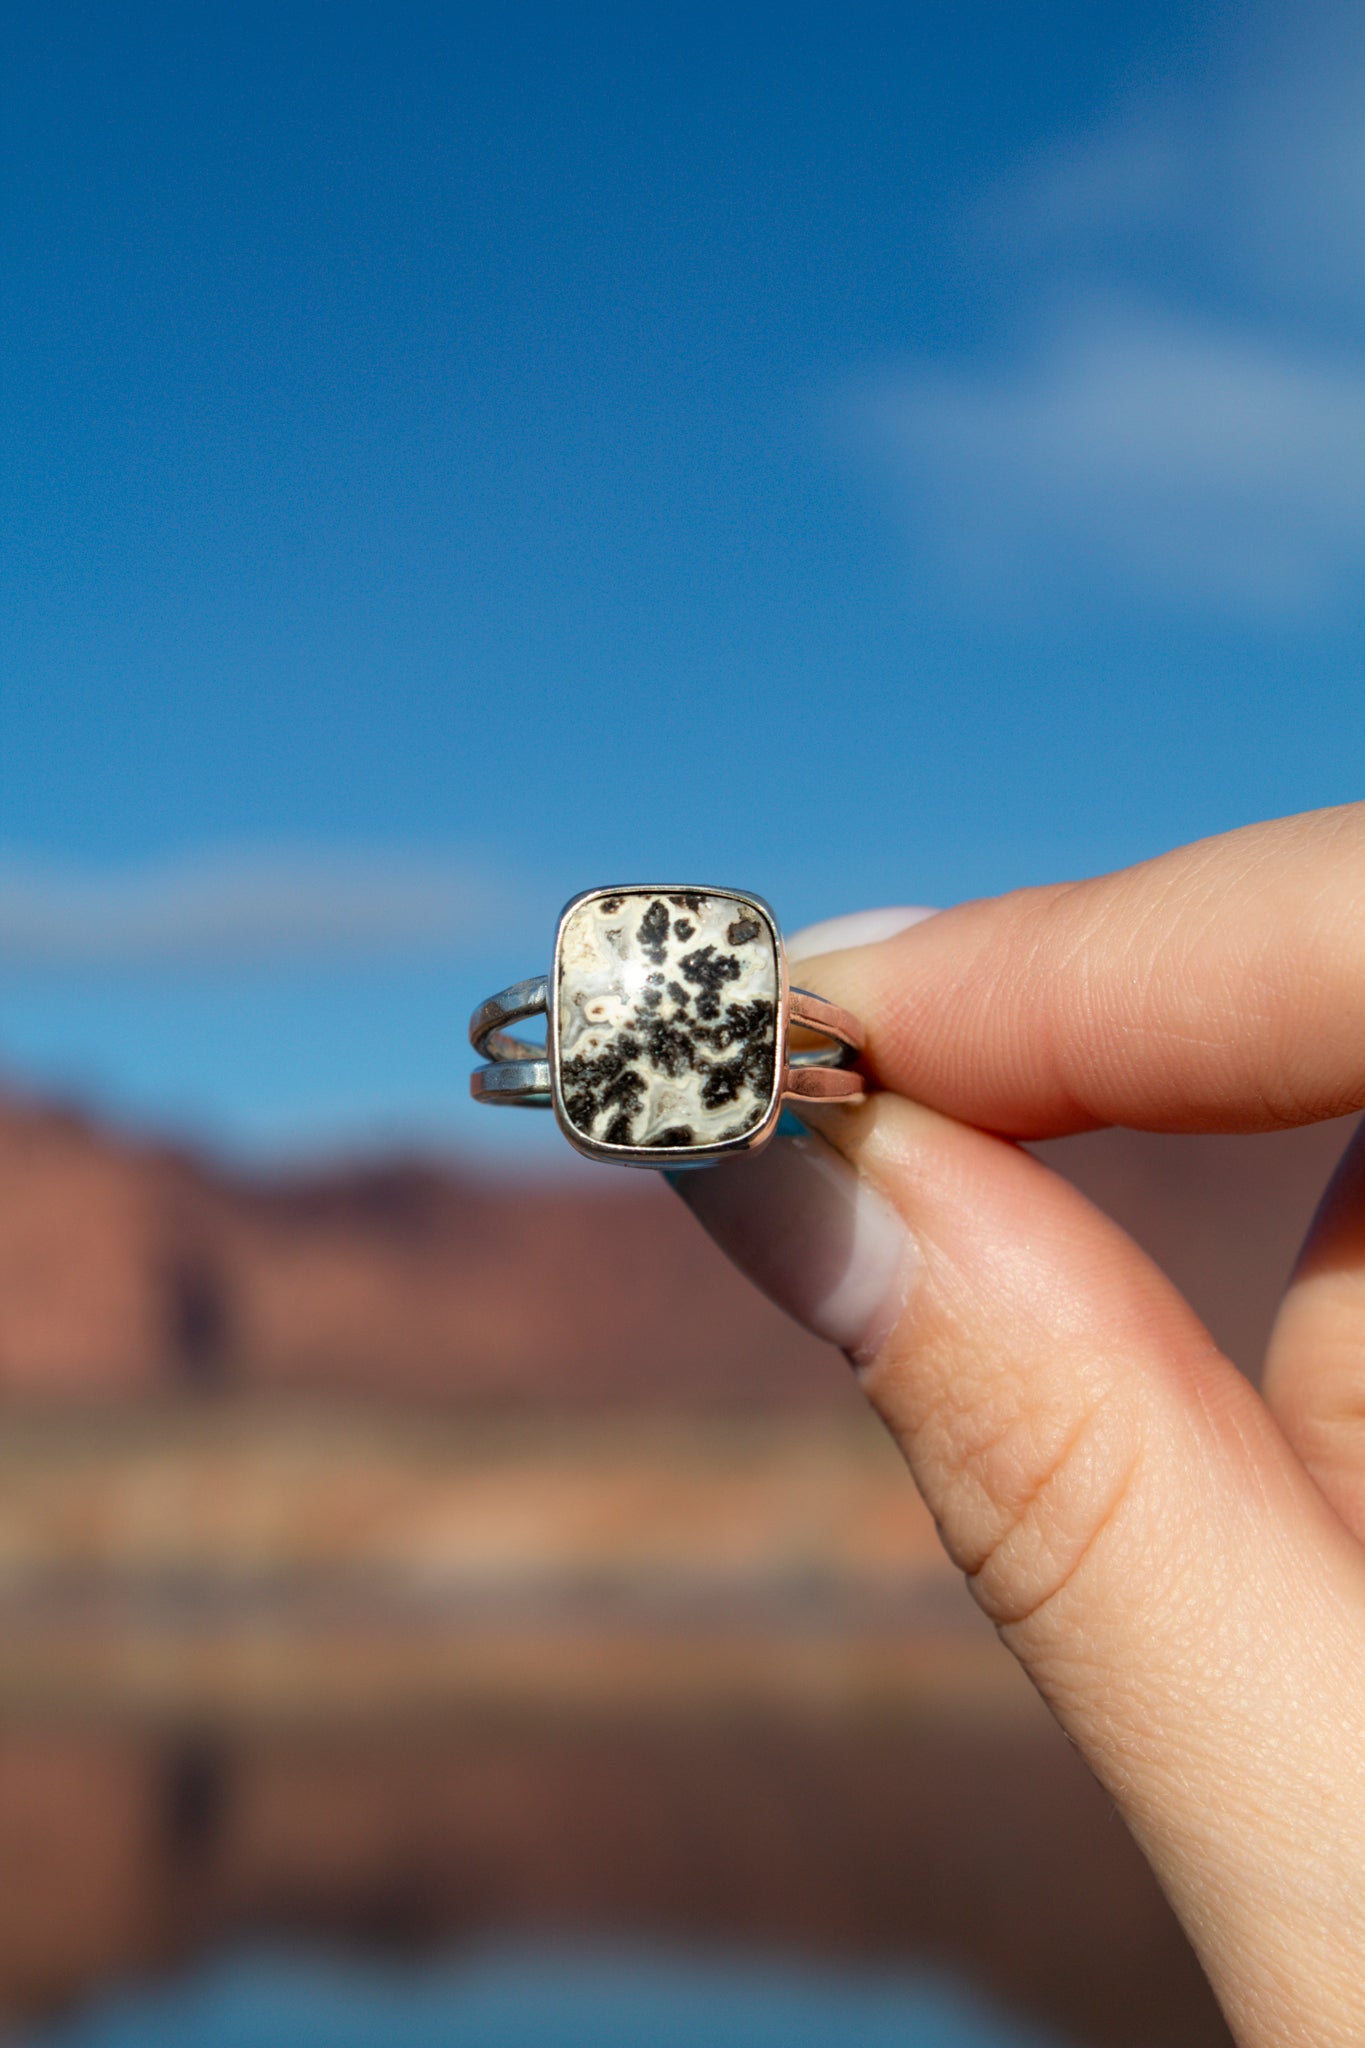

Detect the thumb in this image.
[674,1090,1365,2048]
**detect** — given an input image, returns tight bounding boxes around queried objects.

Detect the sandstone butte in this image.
[0,1082,1353,1403]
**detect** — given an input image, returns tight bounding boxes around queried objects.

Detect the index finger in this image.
[797,805,1365,1139]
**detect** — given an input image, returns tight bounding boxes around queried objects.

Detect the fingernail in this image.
[670,1129,916,1366]
[786,905,938,964]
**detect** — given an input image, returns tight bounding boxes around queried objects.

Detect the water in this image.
[27,1946,1069,2048]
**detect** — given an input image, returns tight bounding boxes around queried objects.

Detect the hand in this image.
[675,805,1365,2048]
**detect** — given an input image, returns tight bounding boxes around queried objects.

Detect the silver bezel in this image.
[548,884,789,1169]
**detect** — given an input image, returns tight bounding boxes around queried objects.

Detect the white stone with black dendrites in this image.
[555,890,780,1152]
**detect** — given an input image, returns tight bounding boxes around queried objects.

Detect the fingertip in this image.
[667,1125,918,1365]
[786,905,939,964]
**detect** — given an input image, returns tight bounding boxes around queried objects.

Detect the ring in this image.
[469,885,866,1168]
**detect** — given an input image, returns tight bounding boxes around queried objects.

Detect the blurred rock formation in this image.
[0,1078,1323,2048]
[0,1084,1352,1402]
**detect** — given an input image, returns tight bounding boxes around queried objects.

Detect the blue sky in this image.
[4,0,1364,1162]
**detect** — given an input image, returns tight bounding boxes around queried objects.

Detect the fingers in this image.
[674,1104,1365,2047]
[794,804,1365,1138]
[1264,1119,1365,1541]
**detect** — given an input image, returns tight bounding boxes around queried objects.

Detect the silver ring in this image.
[469,885,866,1168]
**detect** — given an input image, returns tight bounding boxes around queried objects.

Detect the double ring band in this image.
[469,885,866,1168]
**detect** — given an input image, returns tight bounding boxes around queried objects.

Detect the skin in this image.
[718,805,1365,2046]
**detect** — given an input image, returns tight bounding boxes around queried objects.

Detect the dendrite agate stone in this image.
[556,890,779,1151]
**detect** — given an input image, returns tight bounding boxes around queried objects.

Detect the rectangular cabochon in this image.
[557,891,779,1151]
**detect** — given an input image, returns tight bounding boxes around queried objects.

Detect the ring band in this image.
[469,885,867,1167]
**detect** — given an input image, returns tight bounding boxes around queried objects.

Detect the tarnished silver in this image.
[469,976,550,1064]
[470,885,867,1168]
[469,1057,551,1107]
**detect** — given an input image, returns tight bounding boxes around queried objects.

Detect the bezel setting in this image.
[548,884,789,1168]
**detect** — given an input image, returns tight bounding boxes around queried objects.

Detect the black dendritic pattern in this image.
[558,892,778,1150]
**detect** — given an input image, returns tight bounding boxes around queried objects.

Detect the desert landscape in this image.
[0,1082,1350,1398]
[0,1080,1354,2045]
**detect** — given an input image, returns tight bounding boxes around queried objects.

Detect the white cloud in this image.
[0,846,507,970]
[857,303,1365,616]
[986,9,1365,311]
[984,123,1193,258]
[852,5,1365,620]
